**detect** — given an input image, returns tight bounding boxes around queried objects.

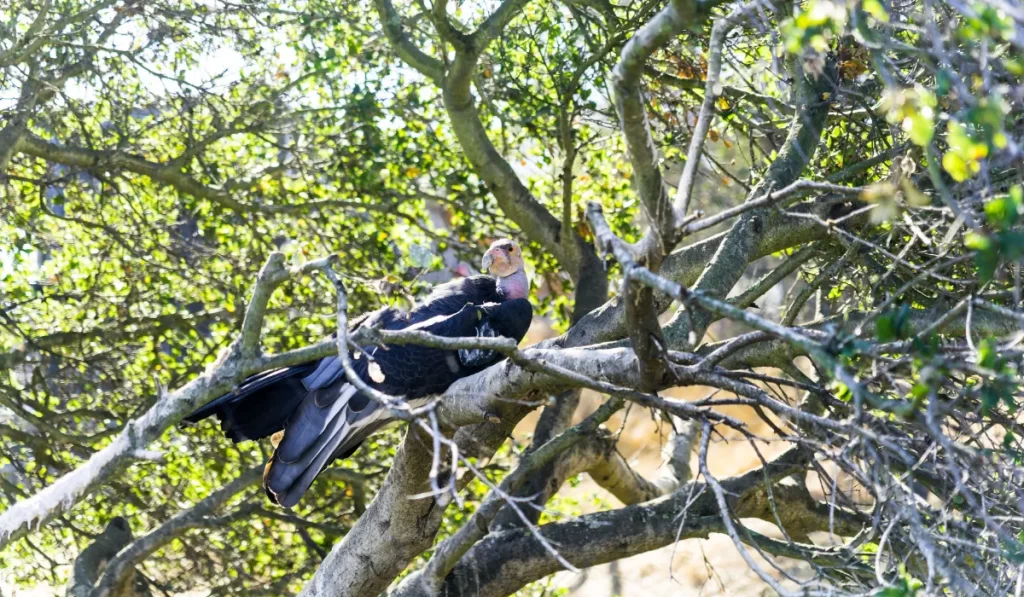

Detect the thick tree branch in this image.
[65,517,137,597]
[412,0,609,317]
[608,0,736,389]
[373,0,445,83]
[421,448,813,597]
[612,0,702,251]
[411,395,625,594]
[489,389,581,530]
[585,434,667,504]
[12,133,371,216]
[562,196,865,348]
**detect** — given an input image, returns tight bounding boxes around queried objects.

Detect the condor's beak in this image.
[481,250,495,272]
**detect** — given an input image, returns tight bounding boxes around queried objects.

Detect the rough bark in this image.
[563,196,862,348]
[489,389,581,530]
[417,448,852,597]
[66,518,146,597]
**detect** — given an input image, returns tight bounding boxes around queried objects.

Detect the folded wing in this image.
[186,289,533,508]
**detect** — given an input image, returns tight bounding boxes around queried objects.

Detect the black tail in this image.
[183,364,318,443]
[262,383,392,508]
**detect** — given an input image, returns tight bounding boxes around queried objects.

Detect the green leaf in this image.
[984,194,1020,230]
[942,151,971,182]
[877,304,910,341]
[904,113,934,146]
[862,0,890,22]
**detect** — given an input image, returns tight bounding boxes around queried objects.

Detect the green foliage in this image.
[873,575,922,597]
[966,186,1024,281]
[875,303,911,342]
[1,0,1022,593]
[976,337,1018,414]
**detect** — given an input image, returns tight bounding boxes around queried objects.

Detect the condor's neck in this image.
[497,269,529,300]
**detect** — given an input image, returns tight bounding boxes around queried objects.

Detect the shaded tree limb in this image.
[65,517,143,597]
[12,133,379,217]
[90,466,262,597]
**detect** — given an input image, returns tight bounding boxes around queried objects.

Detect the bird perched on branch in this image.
[184,239,533,507]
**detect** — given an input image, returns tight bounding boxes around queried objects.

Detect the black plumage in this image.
[184,274,532,507]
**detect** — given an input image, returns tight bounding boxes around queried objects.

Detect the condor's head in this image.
[482,239,529,300]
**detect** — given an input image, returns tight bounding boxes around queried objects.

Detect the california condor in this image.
[184,239,533,507]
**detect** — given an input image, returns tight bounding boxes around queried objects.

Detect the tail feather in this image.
[263,383,392,507]
[267,415,351,508]
[276,384,358,463]
[267,406,350,494]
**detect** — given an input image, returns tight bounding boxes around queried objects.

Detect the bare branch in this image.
[563,196,868,348]
[419,447,810,597]
[412,396,626,594]
[674,1,764,217]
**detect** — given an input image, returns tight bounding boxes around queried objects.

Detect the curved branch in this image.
[427,0,606,303]
[91,466,262,597]
[373,0,445,83]
[0,254,326,548]
[66,517,136,597]
[13,133,371,216]
[422,448,813,597]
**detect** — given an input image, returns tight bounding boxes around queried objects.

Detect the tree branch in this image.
[65,517,136,597]
[373,0,445,83]
[562,194,863,349]
[0,254,327,548]
[12,133,372,216]
[662,54,837,348]
[419,447,811,597]
[411,395,625,594]
[488,389,581,530]
[90,466,262,597]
